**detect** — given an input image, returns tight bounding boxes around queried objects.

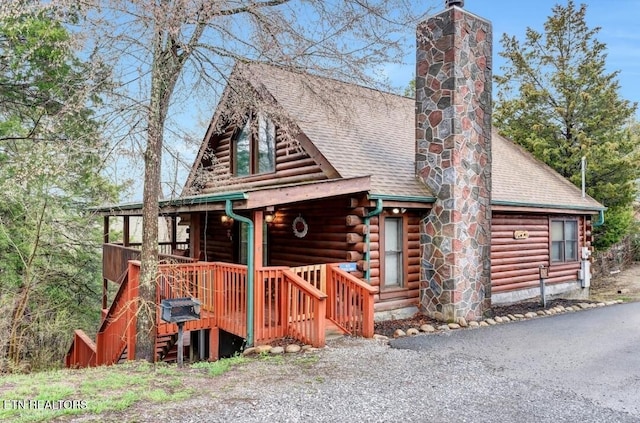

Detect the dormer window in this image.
[233,112,275,176]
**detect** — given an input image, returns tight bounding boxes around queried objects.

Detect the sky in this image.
[386,0,640,113]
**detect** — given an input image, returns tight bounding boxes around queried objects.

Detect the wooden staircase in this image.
[156,333,178,362]
[66,261,375,368]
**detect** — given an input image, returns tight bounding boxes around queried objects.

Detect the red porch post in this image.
[103,216,109,310]
[123,216,130,247]
[190,213,202,261]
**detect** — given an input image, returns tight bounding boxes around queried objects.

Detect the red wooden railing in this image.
[65,330,96,368]
[254,267,288,343]
[156,261,218,336]
[96,262,138,364]
[215,263,248,338]
[66,265,135,368]
[326,264,376,338]
[103,243,194,283]
[103,244,140,282]
[290,264,326,292]
[282,269,327,347]
[66,260,375,368]
[255,267,330,347]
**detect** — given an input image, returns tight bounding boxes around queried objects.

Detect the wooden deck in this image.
[66,248,375,368]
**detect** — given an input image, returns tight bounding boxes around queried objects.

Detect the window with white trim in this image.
[551,219,578,262]
[384,217,403,288]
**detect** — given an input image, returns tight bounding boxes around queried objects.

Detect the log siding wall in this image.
[193,208,591,312]
[199,126,327,194]
[491,213,586,294]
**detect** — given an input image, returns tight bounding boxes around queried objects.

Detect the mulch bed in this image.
[373,298,587,338]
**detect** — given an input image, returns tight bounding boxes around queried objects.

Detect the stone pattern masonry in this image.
[415,6,492,322]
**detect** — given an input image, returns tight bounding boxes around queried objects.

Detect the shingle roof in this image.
[248,64,431,198]
[491,128,603,210]
[245,63,604,211]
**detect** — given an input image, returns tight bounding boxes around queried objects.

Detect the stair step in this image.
[325,319,347,340]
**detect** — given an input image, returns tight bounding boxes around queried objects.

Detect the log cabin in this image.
[66,1,604,367]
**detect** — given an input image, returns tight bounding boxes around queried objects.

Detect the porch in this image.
[66,244,375,368]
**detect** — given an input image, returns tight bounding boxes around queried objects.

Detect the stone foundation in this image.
[492,281,589,306]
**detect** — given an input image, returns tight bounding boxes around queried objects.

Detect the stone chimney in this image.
[415,2,492,321]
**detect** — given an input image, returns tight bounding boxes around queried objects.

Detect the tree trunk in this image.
[135,31,186,361]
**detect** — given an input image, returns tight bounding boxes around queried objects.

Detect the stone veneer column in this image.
[415,5,492,322]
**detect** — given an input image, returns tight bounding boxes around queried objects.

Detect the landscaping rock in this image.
[485,318,496,326]
[406,328,420,336]
[457,317,468,327]
[393,329,407,338]
[242,347,258,356]
[256,345,272,354]
[420,324,436,333]
[494,316,503,323]
[479,321,489,327]
[285,344,301,353]
[447,323,461,330]
[270,346,284,355]
[373,334,389,341]
[469,321,479,328]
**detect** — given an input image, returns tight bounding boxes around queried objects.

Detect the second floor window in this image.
[233,113,276,176]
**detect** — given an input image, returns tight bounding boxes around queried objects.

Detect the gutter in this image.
[224,199,255,347]
[491,200,605,213]
[89,192,248,213]
[364,199,384,282]
[369,194,436,203]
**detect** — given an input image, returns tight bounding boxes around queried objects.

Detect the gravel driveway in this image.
[98,303,640,423]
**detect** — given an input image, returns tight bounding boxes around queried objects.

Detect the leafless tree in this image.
[5,0,430,361]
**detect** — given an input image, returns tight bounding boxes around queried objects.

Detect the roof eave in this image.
[491,200,606,214]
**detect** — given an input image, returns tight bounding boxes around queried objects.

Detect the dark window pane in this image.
[551,221,563,241]
[384,217,402,287]
[551,241,563,262]
[565,221,577,241]
[257,114,275,174]
[565,240,576,261]
[235,121,251,176]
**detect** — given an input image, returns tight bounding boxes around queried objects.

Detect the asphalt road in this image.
[105,302,640,423]
[392,301,640,420]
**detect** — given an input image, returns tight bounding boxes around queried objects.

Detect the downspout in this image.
[364,199,384,282]
[224,200,254,347]
[593,209,605,227]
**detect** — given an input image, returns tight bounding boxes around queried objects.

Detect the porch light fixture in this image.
[392,208,406,214]
[264,212,275,224]
[221,215,234,226]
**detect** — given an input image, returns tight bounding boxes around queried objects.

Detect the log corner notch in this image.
[345,199,382,287]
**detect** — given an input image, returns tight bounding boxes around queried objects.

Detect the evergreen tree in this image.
[494,0,639,249]
[0,10,118,370]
